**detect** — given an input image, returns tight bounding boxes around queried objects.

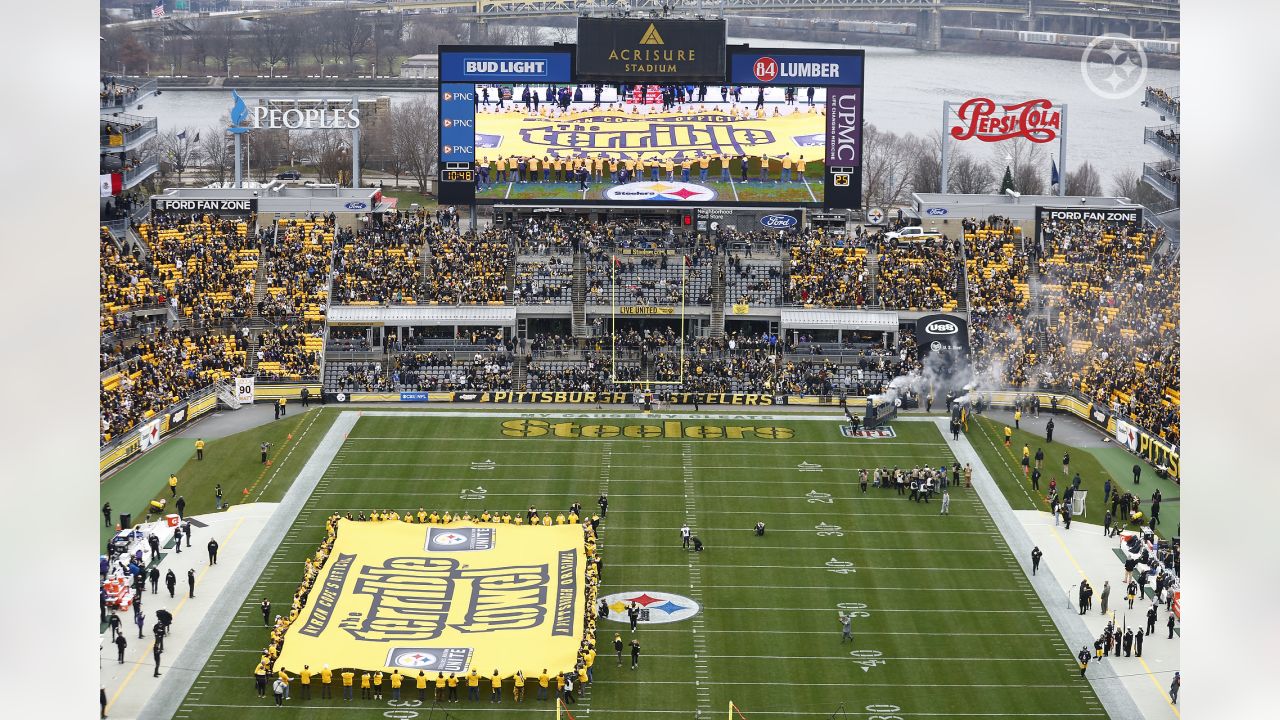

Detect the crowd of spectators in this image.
[527,353,627,391]
[101,76,140,107]
[100,328,247,445]
[100,229,156,334]
[726,254,782,306]
[1146,86,1179,116]
[1152,127,1179,149]
[786,230,870,306]
[139,214,257,325]
[515,255,574,304]
[256,325,323,380]
[426,227,513,304]
[963,214,1180,444]
[330,214,425,305]
[876,240,962,310]
[260,216,333,320]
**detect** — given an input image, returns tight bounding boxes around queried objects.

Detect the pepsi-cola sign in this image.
[950,98,1061,144]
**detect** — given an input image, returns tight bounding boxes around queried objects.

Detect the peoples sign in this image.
[949,98,1061,144]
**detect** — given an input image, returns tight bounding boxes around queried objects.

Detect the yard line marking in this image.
[181,705,1105,716]
[610,562,1016,572]
[681,441,711,717]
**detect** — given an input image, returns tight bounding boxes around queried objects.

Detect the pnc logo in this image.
[925,320,959,335]
[639,23,665,45]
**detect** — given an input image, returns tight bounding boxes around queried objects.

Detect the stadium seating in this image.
[876,241,961,311]
[515,255,574,305]
[100,229,156,334]
[138,215,257,325]
[426,227,513,304]
[331,215,427,305]
[787,232,869,307]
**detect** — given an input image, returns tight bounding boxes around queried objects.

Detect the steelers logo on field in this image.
[604,181,717,203]
[601,591,700,625]
[433,532,469,546]
[394,651,438,668]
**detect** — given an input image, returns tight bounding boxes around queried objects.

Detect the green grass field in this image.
[175,411,1105,719]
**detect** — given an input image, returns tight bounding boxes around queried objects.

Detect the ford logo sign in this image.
[926,208,948,216]
[344,201,368,210]
[925,320,959,335]
[760,214,798,229]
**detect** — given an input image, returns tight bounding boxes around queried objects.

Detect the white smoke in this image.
[870,351,976,407]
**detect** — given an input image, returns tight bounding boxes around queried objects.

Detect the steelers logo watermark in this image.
[601,591,701,625]
[1079,34,1148,100]
[604,181,717,203]
[434,532,468,546]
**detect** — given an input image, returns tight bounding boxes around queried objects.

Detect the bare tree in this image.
[250,18,296,75]
[370,15,405,77]
[990,140,1047,196]
[860,124,914,209]
[1065,161,1103,197]
[199,128,233,185]
[158,128,201,186]
[247,129,291,182]
[163,31,187,74]
[1110,168,1169,209]
[201,18,236,75]
[393,97,438,192]
[951,154,997,195]
[298,130,351,183]
[334,11,372,74]
[908,132,942,195]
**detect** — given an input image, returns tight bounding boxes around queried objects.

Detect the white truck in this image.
[883,226,943,243]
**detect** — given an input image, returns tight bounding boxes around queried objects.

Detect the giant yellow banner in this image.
[276,521,585,677]
[475,107,826,164]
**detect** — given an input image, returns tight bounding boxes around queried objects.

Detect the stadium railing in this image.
[99,383,219,474]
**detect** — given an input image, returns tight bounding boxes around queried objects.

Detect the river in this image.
[144,39,1178,188]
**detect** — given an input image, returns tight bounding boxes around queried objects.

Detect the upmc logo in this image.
[827,88,861,165]
[753,57,779,82]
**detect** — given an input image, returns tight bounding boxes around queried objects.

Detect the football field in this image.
[177,411,1105,719]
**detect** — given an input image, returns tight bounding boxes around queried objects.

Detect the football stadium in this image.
[94,4,1187,720]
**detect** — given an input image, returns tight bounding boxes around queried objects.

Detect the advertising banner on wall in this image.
[824,87,863,209]
[151,198,258,214]
[236,377,256,404]
[439,49,574,84]
[913,314,971,384]
[727,49,864,87]
[575,17,726,81]
[440,84,477,164]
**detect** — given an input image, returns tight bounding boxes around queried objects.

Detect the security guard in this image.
[195,438,205,461]
[278,396,287,417]
[168,473,178,497]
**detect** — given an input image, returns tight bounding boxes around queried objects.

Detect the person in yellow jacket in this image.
[442,511,453,523]
[341,670,355,702]
[537,669,551,701]
[555,513,567,525]
[373,670,384,700]
[542,514,553,527]
[359,671,371,700]
[403,510,414,523]
[513,514,524,526]
[278,396,286,417]
[415,670,428,702]
[429,511,440,524]
[168,473,178,498]
[513,670,526,702]
[417,508,428,523]
[390,669,403,702]
[490,669,502,703]
[194,438,205,461]
[1004,425,1013,447]
[320,664,333,699]
[446,672,459,703]
[299,665,312,700]
[433,672,446,703]
[466,669,481,701]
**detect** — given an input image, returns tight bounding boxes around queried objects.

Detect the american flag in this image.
[152,0,166,19]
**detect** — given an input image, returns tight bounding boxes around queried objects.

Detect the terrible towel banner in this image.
[474,107,825,164]
[276,520,584,677]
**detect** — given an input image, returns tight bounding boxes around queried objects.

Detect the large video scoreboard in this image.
[438,19,864,210]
